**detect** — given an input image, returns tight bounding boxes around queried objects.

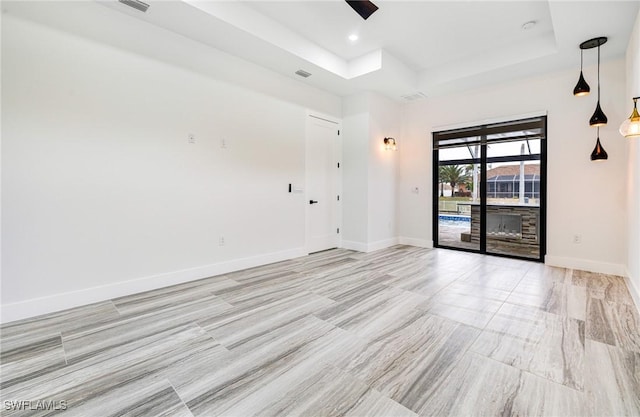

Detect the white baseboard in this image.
[341,238,399,253]
[1,247,307,324]
[367,237,400,252]
[545,255,626,276]
[342,237,432,253]
[625,267,640,316]
[399,237,433,249]
[341,240,369,252]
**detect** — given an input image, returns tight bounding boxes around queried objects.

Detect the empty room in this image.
[1,0,640,416]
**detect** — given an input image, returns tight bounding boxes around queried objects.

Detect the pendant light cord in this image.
[597,45,601,101]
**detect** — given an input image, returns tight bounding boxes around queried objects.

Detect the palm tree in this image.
[440,165,469,197]
[438,166,445,196]
[464,164,474,192]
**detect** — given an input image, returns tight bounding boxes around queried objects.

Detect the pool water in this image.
[438,215,470,227]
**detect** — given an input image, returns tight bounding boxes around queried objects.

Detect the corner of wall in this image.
[625,266,640,317]
[398,237,433,249]
[624,5,640,317]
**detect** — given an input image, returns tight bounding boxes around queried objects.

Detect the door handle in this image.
[309,200,318,204]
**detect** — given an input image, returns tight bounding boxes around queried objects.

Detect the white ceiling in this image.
[4,1,639,101]
[244,1,556,70]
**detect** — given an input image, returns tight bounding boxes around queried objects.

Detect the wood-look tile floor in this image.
[2,246,639,416]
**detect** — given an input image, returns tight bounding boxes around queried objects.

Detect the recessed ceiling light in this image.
[521,21,536,30]
[348,34,359,42]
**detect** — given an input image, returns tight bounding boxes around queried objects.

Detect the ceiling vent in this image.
[401,92,427,101]
[118,0,150,13]
[295,69,312,78]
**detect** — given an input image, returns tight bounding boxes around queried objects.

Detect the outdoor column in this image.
[519,144,525,204]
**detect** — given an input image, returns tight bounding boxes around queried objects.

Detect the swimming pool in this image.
[438,214,471,227]
[438,215,470,222]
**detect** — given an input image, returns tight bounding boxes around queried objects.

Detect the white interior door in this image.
[306,114,340,253]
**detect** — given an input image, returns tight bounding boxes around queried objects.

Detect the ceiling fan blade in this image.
[345,0,379,20]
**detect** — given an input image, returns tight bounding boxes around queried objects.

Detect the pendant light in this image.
[587,37,608,126]
[574,37,609,161]
[619,96,640,138]
[573,49,590,96]
[590,127,608,161]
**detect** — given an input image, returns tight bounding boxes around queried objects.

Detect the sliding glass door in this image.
[433,116,547,262]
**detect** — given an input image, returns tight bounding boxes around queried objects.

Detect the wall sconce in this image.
[383,137,397,151]
[619,96,640,138]
[590,127,608,161]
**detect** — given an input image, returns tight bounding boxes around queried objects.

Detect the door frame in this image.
[305,110,342,254]
[432,115,547,262]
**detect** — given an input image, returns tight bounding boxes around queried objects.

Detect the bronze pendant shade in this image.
[573,50,590,96]
[590,101,608,126]
[590,128,608,161]
[587,37,608,127]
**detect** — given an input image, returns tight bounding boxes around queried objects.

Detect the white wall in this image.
[399,59,628,274]
[398,103,433,248]
[342,92,401,251]
[368,94,400,247]
[1,15,341,322]
[342,94,370,247]
[625,9,640,309]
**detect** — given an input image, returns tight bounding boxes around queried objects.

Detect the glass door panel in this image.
[436,144,481,251]
[485,140,542,259]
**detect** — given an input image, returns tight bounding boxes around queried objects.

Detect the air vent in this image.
[118,0,149,13]
[401,92,427,101]
[295,69,312,78]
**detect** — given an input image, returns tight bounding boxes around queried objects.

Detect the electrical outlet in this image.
[573,234,582,244]
[219,236,225,246]
[188,133,196,144]
[412,187,419,194]
[221,138,227,149]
